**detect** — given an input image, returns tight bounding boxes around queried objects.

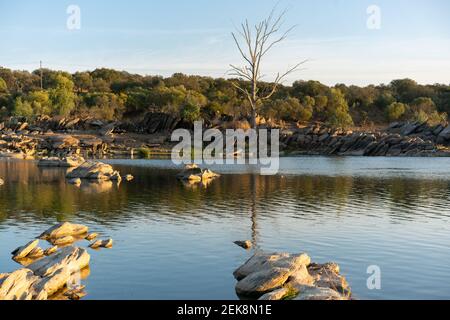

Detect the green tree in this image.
[49,75,75,116]
[13,97,33,118]
[386,102,407,121]
[325,89,353,128]
[0,77,8,93]
[180,103,201,122]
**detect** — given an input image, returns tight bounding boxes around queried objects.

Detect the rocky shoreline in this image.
[2,115,450,159]
[281,121,450,157]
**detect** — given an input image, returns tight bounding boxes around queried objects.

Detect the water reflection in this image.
[2,159,450,299]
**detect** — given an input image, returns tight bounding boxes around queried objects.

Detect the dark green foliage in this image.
[0,67,449,127]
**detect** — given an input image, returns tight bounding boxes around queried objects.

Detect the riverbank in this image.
[2,116,450,160]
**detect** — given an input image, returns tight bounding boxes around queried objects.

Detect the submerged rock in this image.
[234,252,351,301]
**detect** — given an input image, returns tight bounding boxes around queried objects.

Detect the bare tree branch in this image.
[229,7,306,128]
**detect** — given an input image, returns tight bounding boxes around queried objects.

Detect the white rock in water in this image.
[39,222,88,240]
[125,174,134,181]
[66,161,117,181]
[0,178,4,186]
[11,240,40,260]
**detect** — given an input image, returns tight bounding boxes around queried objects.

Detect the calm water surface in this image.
[1,157,450,300]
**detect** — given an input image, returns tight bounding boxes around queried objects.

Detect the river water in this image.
[1,157,450,300]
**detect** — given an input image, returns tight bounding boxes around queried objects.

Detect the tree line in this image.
[0,67,449,128]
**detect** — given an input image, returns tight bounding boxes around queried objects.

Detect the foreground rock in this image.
[177,164,220,183]
[66,161,121,181]
[0,246,90,300]
[1,222,114,300]
[38,155,85,168]
[234,252,351,300]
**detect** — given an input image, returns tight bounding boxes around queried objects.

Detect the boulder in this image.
[89,239,113,249]
[51,236,75,246]
[11,240,40,260]
[437,126,450,145]
[28,246,90,278]
[85,233,98,241]
[46,135,79,149]
[125,174,134,181]
[233,252,351,300]
[0,269,41,300]
[0,178,3,186]
[66,161,116,180]
[234,240,252,250]
[177,165,220,183]
[293,285,345,300]
[39,222,89,241]
[236,267,293,297]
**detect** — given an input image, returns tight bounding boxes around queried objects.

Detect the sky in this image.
[0,0,449,86]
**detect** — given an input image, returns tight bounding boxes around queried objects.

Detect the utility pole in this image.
[39,60,43,90]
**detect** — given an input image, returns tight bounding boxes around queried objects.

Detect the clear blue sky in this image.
[0,0,449,86]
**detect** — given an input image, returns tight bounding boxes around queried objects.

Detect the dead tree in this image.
[230,9,306,128]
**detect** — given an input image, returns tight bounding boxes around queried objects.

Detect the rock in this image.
[85,233,98,241]
[233,252,351,300]
[89,239,113,249]
[39,222,89,241]
[46,135,79,150]
[0,178,3,186]
[258,287,290,301]
[28,246,90,278]
[293,285,345,300]
[233,252,311,281]
[308,262,351,296]
[437,126,450,144]
[125,174,134,181]
[235,267,293,297]
[51,236,75,246]
[234,240,252,250]
[66,161,116,181]
[11,240,40,260]
[177,165,220,183]
[64,285,86,300]
[68,178,81,186]
[44,246,58,256]
[100,123,115,136]
[109,171,122,181]
[0,269,41,300]
[38,156,85,168]
[27,247,44,259]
